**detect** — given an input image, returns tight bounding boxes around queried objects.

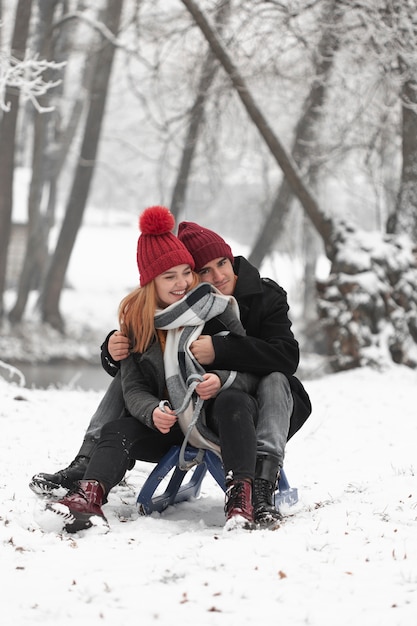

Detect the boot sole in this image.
[35,502,109,535]
[224,514,256,532]
[256,518,281,531]
[29,478,68,500]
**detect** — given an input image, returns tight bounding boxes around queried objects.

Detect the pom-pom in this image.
[139,206,175,235]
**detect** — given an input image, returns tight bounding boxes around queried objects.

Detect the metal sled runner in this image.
[137,445,298,515]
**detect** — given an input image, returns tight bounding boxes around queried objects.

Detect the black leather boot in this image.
[29,455,90,498]
[253,455,282,529]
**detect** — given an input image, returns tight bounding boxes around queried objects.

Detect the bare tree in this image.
[0,0,33,317]
[39,0,125,330]
[315,1,417,370]
[244,0,342,342]
[181,0,417,371]
[249,0,342,268]
[180,0,335,251]
[388,74,417,239]
[8,0,61,324]
[8,0,98,323]
[170,0,231,219]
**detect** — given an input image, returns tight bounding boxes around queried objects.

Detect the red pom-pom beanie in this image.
[177,221,234,272]
[137,206,195,286]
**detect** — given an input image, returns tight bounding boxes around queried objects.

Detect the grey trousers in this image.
[76,372,125,458]
[77,370,293,469]
[255,372,293,468]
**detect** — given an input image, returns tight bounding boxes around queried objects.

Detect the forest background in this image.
[1,0,417,377]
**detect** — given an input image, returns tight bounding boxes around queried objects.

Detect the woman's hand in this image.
[195,373,221,400]
[108,331,130,361]
[152,405,177,434]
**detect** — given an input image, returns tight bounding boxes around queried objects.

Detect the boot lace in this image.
[253,478,274,509]
[225,481,249,514]
[64,481,88,500]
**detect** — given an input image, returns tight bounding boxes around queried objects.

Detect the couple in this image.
[32,206,311,533]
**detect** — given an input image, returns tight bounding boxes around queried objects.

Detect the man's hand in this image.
[190,335,215,365]
[195,373,221,400]
[152,405,177,434]
[108,331,130,361]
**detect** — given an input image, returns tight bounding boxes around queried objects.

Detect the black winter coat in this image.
[214,256,311,439]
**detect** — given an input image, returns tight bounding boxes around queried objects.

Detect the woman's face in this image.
[154,264,194,307]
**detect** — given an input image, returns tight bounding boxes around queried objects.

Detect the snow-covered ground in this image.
[1,364,416,625]
[1,214,416,625]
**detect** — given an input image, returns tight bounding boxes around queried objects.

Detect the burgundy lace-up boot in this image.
[45,480,109,534]
[224,479,255,531]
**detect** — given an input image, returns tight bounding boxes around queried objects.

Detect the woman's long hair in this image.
[118,271,200,353]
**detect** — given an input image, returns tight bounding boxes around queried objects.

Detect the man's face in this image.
[198,257,236,296]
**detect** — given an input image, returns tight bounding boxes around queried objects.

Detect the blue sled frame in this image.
[137,445,298,515]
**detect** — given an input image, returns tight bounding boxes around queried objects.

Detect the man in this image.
[30,221,311,528]
[177,222,311,527]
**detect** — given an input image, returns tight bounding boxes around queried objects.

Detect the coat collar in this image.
[233,256,263,300]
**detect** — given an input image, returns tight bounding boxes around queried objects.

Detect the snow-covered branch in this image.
[0,359,25,387]
[0,51,65,113]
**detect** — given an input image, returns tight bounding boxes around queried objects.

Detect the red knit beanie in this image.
[137,206,195,286]
[177,221,234,272]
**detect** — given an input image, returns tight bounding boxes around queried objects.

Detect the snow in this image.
[1,215,417,625]
[2,364,416,625]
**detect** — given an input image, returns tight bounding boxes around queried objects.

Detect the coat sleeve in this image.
[120,354,159,430]
[211,369,259,395]
[100,330,121,377]
[210,283,300,376]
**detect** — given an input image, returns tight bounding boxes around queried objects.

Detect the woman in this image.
[41,206,259,534]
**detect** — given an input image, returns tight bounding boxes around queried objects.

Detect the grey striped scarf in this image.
[154,282,240,456]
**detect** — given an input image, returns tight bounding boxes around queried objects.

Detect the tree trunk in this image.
[49,0,98,184]
[0,0,33,317]
[387,75,417,240]
[170,0,230,219]
[8,0,58,324]
[0,2,3,50]
[39,0,124,331]
[249,0,341,268]
[170,53,218,219]
[180,0,334,255]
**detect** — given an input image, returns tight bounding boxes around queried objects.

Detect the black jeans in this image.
[84,389,258,494]
[205,389,258,482]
